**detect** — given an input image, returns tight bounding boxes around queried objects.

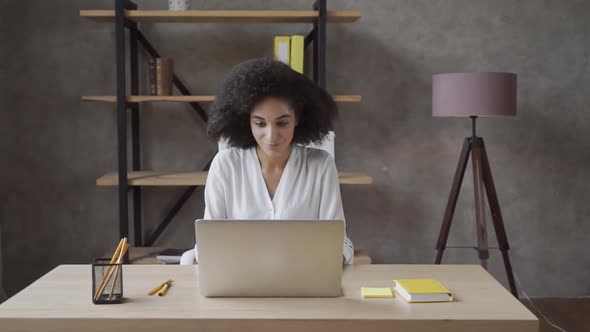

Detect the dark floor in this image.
[523,298,590,332]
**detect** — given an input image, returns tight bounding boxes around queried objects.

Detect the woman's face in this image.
[250,97,297,157]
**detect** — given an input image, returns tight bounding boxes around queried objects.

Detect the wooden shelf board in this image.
[80,10,361,23]
[96,171,373,186]
[82,95,362,103]
[82,95,216,103]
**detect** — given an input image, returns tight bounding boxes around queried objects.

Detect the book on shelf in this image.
[148,57,174,96]
[157,57,174,96]
[148,58,157,95]
[274,36,290,65]
[290,35,304,73]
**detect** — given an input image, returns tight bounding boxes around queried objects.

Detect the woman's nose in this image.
[267,125,280,140]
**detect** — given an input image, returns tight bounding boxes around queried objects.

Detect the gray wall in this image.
[1,0,588,298]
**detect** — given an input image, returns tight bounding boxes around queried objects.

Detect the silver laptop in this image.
[195,219,344,297]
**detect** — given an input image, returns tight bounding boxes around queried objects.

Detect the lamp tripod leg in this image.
[436,138,472,264]
[471,138,489,269]
[480,138,518,297]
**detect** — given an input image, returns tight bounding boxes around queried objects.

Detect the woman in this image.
[186,57,354,264]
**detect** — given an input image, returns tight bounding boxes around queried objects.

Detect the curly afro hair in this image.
[207,57,338,148]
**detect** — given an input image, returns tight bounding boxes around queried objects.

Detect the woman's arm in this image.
[319,155,354,264]
[191,153,227,263]
[204,153,227,220]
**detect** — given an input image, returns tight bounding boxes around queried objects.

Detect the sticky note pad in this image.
[361,287,394,298]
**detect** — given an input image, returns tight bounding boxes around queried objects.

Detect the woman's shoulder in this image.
[296,145,333,168]
[215,147,249,161]
[212,147,252,170]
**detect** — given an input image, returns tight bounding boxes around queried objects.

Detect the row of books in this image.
[147,36,303,96]
[274,35,304,74]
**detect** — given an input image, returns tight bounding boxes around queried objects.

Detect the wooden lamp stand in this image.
[434,116,518,297]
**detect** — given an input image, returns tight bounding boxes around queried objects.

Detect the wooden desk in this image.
[118,246,372,264]
[0,264,538,332]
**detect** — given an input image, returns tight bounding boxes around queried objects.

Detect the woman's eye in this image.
[277,122,289,127]
[255,122,265,127]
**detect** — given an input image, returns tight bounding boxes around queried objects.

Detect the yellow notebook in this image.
[274,36,290,65]
[393,279,453,303]
[290,35,304,73]
[360,287,393,299]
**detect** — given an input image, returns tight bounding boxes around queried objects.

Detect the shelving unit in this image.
[81,0,371,252]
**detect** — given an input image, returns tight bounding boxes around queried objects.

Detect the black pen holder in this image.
[92,258,123,304]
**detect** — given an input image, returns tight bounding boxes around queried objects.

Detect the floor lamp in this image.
[432,72,518,297]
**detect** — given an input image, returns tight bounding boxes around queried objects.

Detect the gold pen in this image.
[148,279,173,296]
[157,283,170,296]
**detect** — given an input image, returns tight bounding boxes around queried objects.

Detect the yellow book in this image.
[393,279,453,303]
[360,287,393,299]
[290,35,304,73]
[274,36,290,65]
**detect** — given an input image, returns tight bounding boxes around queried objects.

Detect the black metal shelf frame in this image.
[111,0,328,251]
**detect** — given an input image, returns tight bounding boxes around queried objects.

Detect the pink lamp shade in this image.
[432,72,517,117]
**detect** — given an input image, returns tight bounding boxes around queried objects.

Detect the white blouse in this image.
[197,144,354,264]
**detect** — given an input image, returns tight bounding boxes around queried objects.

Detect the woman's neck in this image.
[256,145,293,170]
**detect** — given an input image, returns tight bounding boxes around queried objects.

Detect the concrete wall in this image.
[1,0,588,298]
